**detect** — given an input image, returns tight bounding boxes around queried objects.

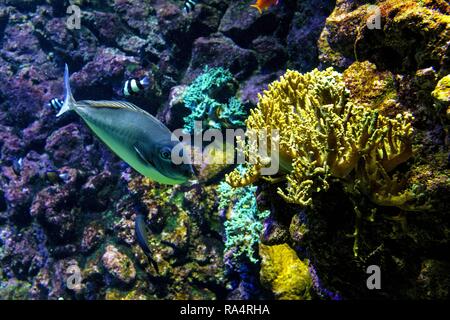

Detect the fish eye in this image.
[160,147,172,160]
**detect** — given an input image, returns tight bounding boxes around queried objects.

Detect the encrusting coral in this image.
[218,173,270,265]
[319,0,450,73]
[259,243,312,300]
[432,74,450,120]
[226,68,416,209]
[182,66,247,132]
[125,176,229,298]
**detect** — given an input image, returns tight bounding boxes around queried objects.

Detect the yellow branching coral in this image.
[226,68,414,208]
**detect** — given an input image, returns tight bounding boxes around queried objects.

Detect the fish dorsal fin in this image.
[82,100,169,132]
[83,100,147,113]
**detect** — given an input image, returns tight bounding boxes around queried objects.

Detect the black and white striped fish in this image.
[183,0,198,14]
[123,77,150,97]
[48,98,63,111]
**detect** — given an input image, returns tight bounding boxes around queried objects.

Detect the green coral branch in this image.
[182,66,247,132]
[218,168,269,264]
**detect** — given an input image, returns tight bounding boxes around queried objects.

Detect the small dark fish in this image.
[48,98,63,111]
[123,77,150,97]
[134,210,159,273]
[183,0,198,14]
[59,172,70,182]
[45,170,61,184]
[43,170,70,184]
[12,157,23,175]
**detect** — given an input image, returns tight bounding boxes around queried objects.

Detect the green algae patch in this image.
[432,75,450,119]
[432,75,450,103]
[0,279,31,300]
[343,61,398,114]
[319,0,450,73]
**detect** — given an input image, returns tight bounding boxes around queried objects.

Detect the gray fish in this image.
[57,64,194,185]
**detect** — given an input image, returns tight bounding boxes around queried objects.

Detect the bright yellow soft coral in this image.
[226,68,414,208]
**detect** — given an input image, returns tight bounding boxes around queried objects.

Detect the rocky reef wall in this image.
[0,0,448,300]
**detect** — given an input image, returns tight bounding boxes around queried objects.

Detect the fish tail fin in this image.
[148,256,159,274]
[250,4,262,14]
[56,64,76,117]
[140,76,150,88]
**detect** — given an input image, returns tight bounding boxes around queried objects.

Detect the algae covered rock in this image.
[342,61,398,113]
[319,0,450,73]
[101,245,136,285]
[432,75,450,119]
[126,177,229,299]
[80,223,105,254]
[416,259,450,299]
[45,123,92,168]
[432,75,450,105]
[105,282,150,301]
[259,243,312,300]
[0,278,31,300]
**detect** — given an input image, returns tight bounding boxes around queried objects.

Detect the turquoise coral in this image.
[218,167,270,264]
[182,66,247,132]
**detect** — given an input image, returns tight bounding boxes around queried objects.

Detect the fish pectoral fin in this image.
[133,145,155,168]
[134,145,148,163]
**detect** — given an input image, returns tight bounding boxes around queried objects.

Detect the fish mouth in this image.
[174,165,197,185]
[188,178,199,186]
[160,165,196,184]
[180,164,196,182]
